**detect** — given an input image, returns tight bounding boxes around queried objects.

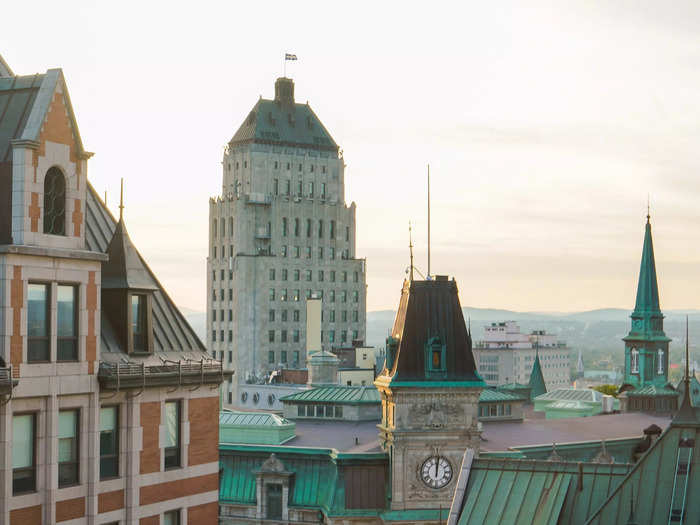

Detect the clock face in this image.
[420,456,453,489]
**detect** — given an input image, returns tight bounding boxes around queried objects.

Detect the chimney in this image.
[306,296,322,360]
[274,77,295,105]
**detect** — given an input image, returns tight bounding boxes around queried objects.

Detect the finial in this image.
[104,190,107,206]
[646,194,650,223]
[685,315,690,388]
[119,178,124,221]
[427,164,431,280]
[408,221,415,282]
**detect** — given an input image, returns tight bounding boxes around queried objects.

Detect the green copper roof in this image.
[675,373,700,407]
[633,217,661,316]
[219,410,293,427]
[528,352,547,400]
[455,459,632,525]
[626,384,677,397]
[229,78,338,152]
[219,411,296,445]
[479,388,524,403]
[279,385,381,405]
[499,382,529,390]
[535,389,603,403]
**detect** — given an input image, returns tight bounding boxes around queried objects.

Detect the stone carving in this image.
[259,453,286,473]
[412,402,462,429]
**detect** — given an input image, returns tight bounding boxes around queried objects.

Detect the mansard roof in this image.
[379,277,483,385]
[102,216,159,291]
[229,78,338,153]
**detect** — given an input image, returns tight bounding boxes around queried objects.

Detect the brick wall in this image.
[139,516,159,525]
[10,505,41,525]
[188,501,219,524]
[140,401,161,474]
[56,496,85,522]
[98,489,125,513]
[140,472,218,506]
[188,396,219,466]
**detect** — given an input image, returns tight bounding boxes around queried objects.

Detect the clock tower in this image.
[622,213,671,389]
[374,276,485,512]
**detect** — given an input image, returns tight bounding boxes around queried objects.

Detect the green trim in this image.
[387,380,486,388]
[381,509,449,521]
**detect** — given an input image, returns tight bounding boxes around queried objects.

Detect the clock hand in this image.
[434,457,438,479]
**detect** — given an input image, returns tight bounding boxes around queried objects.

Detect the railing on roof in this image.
[98,360,229,391]
[0,366,15,396]
[246,193,271,205]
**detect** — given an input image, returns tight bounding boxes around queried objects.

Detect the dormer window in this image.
[44,167,66,235]
[131,294,147,352]
[657,349,664,375]
[424,336,447,379]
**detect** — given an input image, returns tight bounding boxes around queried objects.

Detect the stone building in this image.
[0,56,226,524]
[207,77,367,407]
[472,321,570,389]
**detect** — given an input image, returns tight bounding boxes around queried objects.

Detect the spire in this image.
[528,345,547,401]
[671,316,700,427]
[577,348,585,378]
[118,178,124,222]
[633,213,661,315]
[408,221,415,282]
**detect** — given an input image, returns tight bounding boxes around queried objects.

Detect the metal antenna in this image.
[647,194,651,223]
[409,221,415,282]
[119,178,124,221]
[686,315,690,388]
[427,164,431,279]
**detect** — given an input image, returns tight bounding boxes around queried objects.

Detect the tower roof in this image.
[101,216,159,291]
[528,351,547,400]
[633,216,661,316]
[228,78,338,153]
[379,277,483,385]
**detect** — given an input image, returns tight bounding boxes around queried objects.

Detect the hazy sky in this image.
[4,1,700,312]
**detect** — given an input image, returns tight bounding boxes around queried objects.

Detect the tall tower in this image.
[374,276,484,511]
[622,214,671,389]
[208,77,367,406]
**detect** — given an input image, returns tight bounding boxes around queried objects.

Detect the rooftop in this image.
[535,388,602,402]
[279,385,380,404]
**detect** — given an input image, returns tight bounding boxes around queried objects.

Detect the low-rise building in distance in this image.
[473,321,571,388]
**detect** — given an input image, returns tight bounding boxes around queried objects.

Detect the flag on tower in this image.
[285,53,298,61]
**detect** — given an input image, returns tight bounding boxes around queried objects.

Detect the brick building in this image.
[0,56,227,523]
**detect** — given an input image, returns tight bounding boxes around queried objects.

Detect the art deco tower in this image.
[207,77,367,406]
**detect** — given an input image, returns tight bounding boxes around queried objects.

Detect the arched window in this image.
[657,349,664,375]
[44,167,66,235]
[630,347,639,374]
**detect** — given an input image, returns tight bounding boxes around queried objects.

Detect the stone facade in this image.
[208,78,367,407]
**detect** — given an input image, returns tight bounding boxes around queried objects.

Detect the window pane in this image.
[58,410,79,486]
[164,510,180,525]
[28,284,49,361]
[12,415,33,468]
[165,402,179,448]
[59,410,77,439]
[57,285,76,337]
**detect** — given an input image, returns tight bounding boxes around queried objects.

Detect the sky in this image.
[3,1,700,313]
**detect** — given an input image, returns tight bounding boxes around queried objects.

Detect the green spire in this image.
[633,214,661,316]
[528,348,547,401]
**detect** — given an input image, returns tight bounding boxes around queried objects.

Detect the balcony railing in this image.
[0,366,16,396]
[246,193,272,205]
[98,360,229,390]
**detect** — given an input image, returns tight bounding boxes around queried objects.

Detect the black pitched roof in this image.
[384,277,483,383]
[102,217,159,291]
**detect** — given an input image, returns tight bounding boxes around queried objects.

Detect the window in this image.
[100,406,119,479]
[273,178,279,195]
[266,483,283,520]
[269,269,276,280]
[293,289,300,302]
[308,182,314,197]
[269,330,275,343]
[282,218,288,237]
[228,331,232,342]
[281,289,287,301]
[306,246,312,259]
[657,348,665,375]
[281,269,288,281]
[318,270,324,282]
[270,288,275,301]
[342,271,347,282]
[329,331,335,343]
[44,167,66,235]
[318,247,323,259]
[353,310,359,322]
[298,405,306,417]
[330,271,336,282]
[294,218,300,237]
[317,405,325,417]
[131,294,147,352]
[353,291,359,303]
[282,310,288,322]
[285,179,291,195]
[293,310,300,322]
[281,245,288,257]
[294,246,300,258]
[228,350,232,363]
[330,247,335,260]
[59,409,79,486]
[329,310,335,322]
[322,166,327,174]
[341,310,347,322]
[220,269,225,281]
[341,330,347,343]
[269,350,275,363]
[306,270,312,282]
[286,162,291,171]
[228,309,233,321]
[164,401,181,469]
[281,351,287,363]
[306,289,312,299]
[330,290,335,303]
[27,283,50,362]
[345,226,350,241]
[335,406,343,418]
[306,218,312,237]
[229,218,233,237]
[164,509,181,525]
[211,330,216,342]
[293,330,300,343]
[330,220,336,239]
[293,269,300,282]
[318,220,324,238]
[281,330,288,342]
[269,310,275,322]
[353,272,358,283]
[229,289,233,301]
[212,270,216,282]
[13,414,35,494]
[630,347,639,374]
[293,350,299,364]
[321,182,327,199]
[341,291,347,303]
